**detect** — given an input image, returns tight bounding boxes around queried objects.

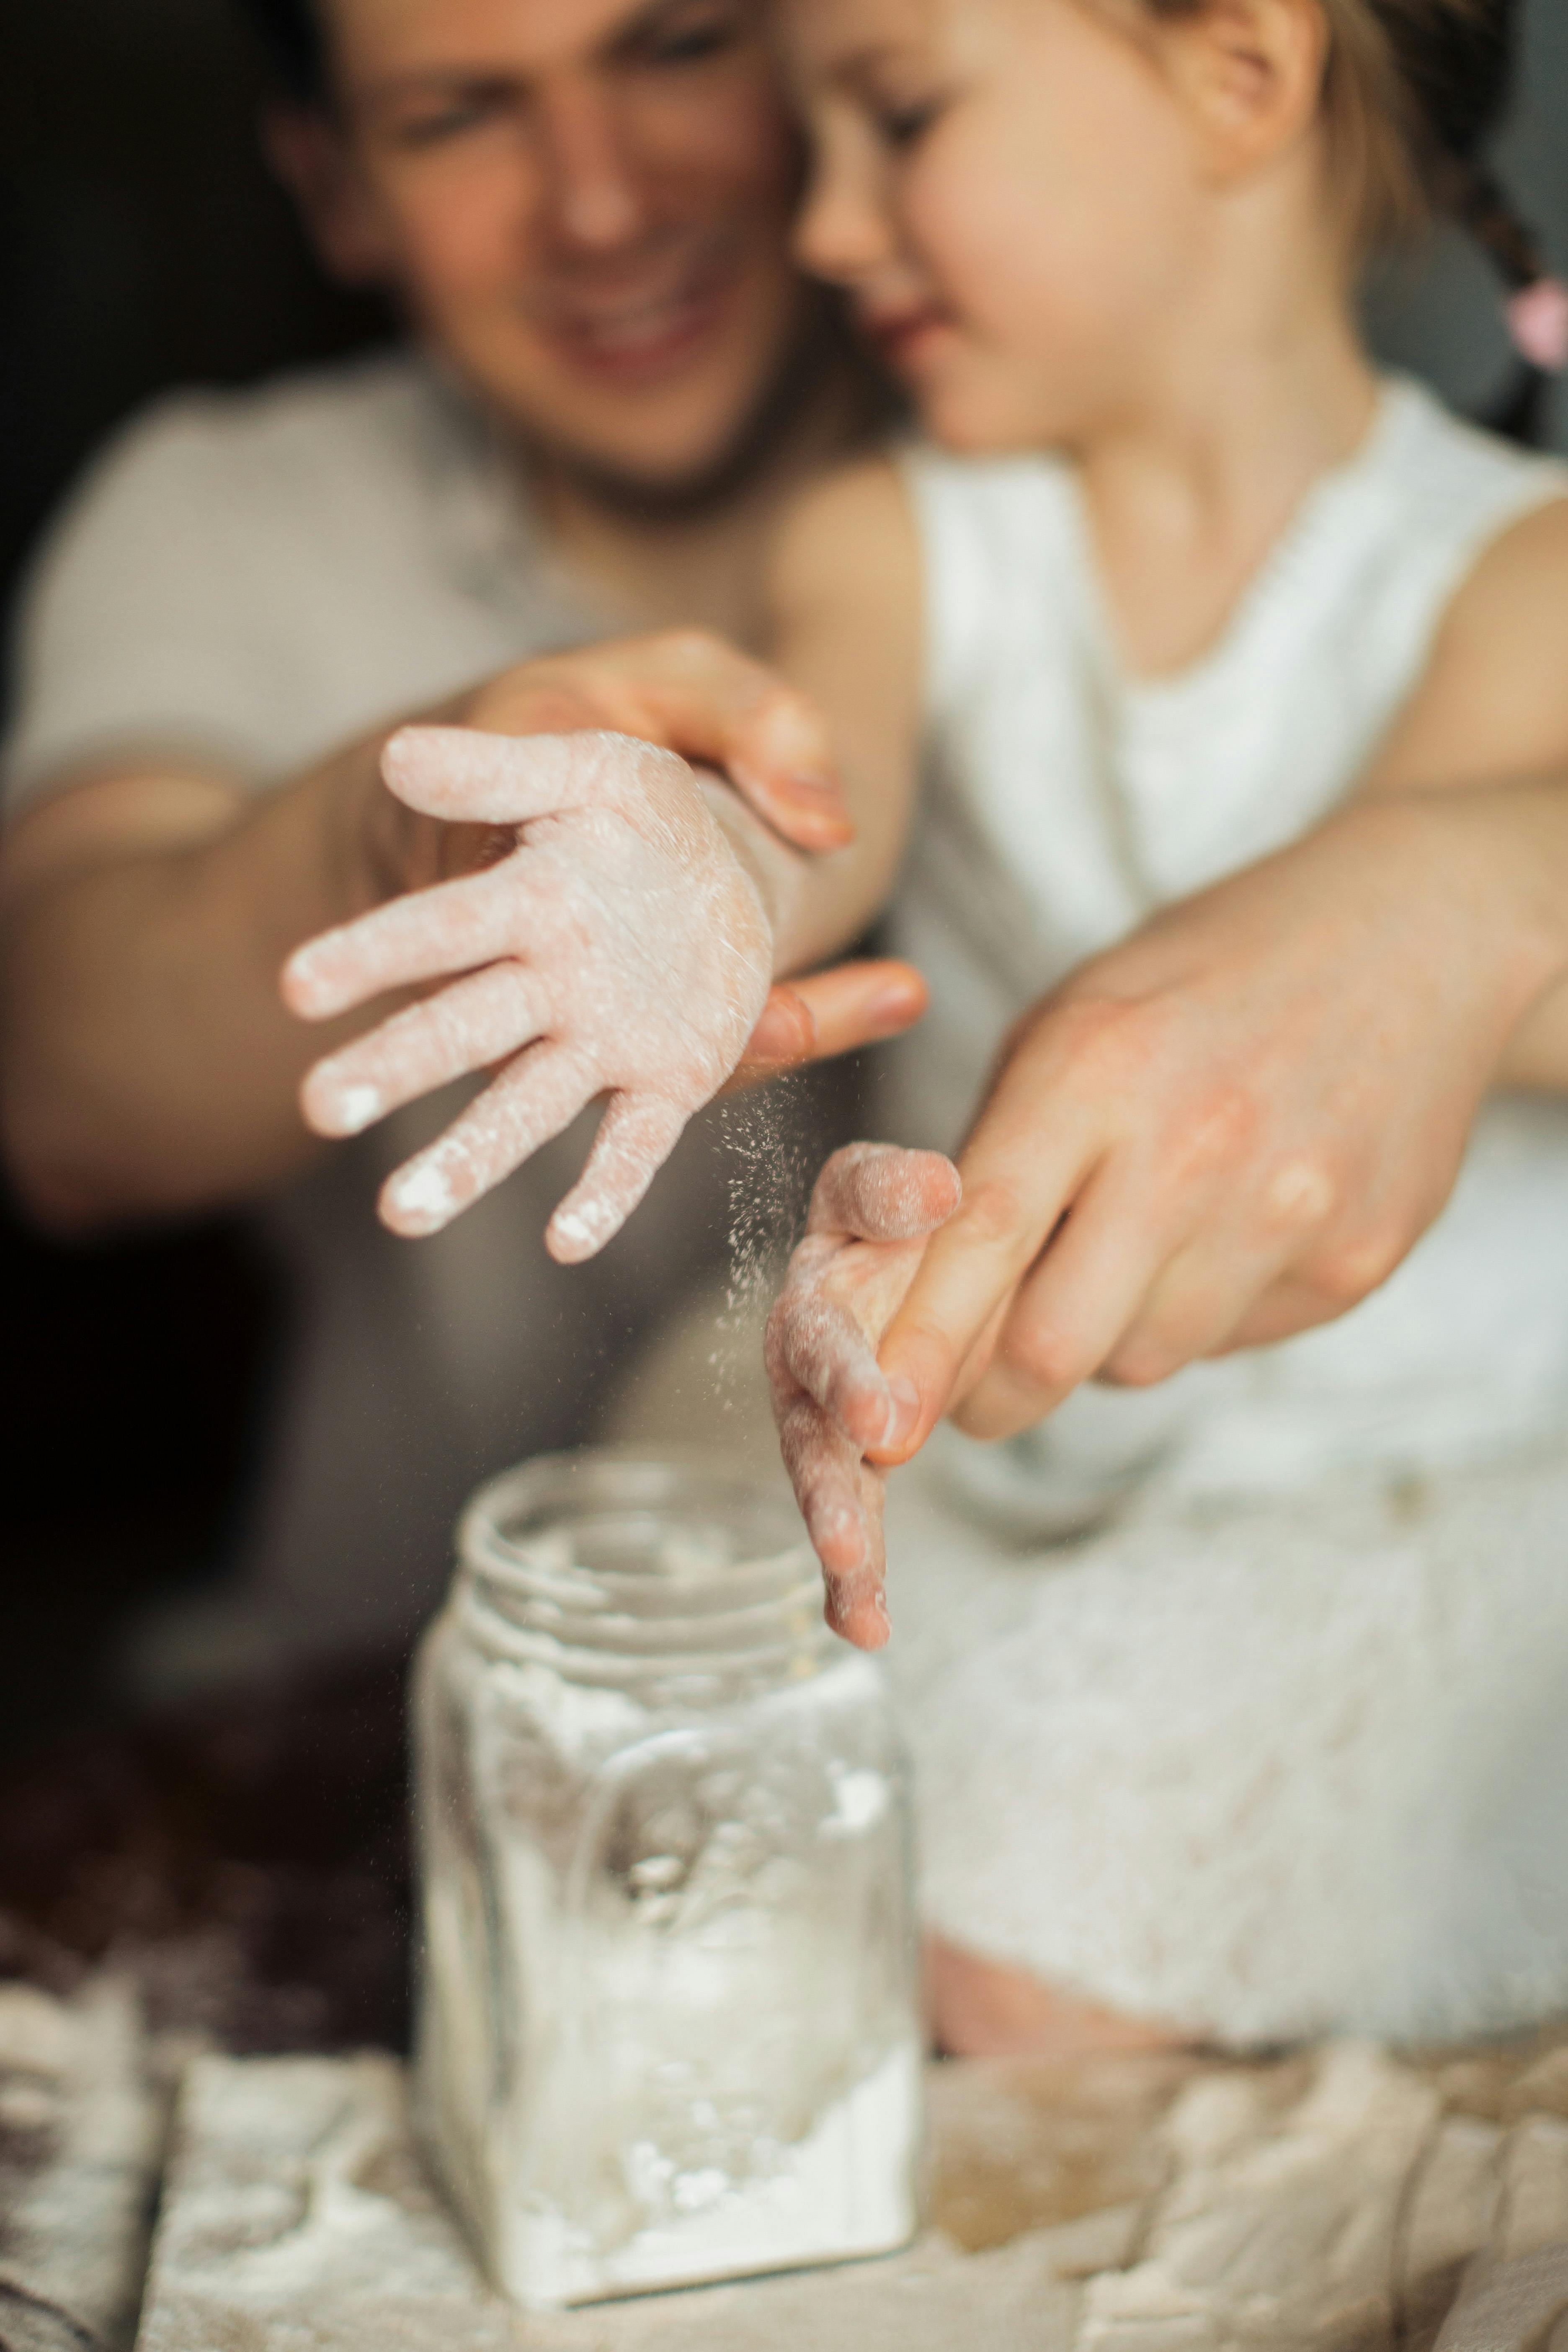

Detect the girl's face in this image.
[784,0,1214,452]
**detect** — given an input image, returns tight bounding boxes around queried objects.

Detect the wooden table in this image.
[7,1979,1568,2352]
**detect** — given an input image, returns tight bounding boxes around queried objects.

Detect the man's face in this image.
[315,0,807,494]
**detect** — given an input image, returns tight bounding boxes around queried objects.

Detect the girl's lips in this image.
[864,305,955,370]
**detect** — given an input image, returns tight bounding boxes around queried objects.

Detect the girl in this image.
[287,0,1568,2047]
[759,0,1568,2052]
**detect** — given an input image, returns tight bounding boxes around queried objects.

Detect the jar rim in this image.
[456,1446,828,1673]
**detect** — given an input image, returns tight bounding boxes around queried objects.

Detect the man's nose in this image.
[538,82,648,251]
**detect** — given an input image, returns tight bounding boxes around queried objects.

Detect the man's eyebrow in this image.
[353,0,738,106]
[602,0,737,62]
[353,66,513,106]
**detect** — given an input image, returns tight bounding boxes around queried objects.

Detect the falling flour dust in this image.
[708,1081,815,1414]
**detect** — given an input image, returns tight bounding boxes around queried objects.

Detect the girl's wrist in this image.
[693,769,795,972]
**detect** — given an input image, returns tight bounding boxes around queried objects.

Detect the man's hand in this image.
[726,959,928,1095]
[766,1142,961,1647]
[873,794,1563,1454]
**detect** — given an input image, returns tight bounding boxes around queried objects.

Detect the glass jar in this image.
[412,1447,923,2311]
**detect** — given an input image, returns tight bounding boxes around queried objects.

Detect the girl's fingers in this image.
[767,1281,903,1455]
[947,1167,1173,1442]
[775,1392,890,1648]
[545,1090,689,1265]
[807,1141,962,1243]
[382,725,686,826]
[283,859,531,1021]
[377,1042,594,1238]
[299,963,551,1139]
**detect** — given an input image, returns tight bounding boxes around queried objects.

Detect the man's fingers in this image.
[875,1118,1098,1457]
[1220,1271,1355,1353]
[723,961,928,1093]
[545,1091,689,1265]
[948,1169,1172,1441]
[807,1141,962,1243]
[614,635,848,850]
[299,963,550,1139]
[377,1042,593,1238]
[1094,1233,1299,1388]
[381,725,687,827]
[283,859,531,1021]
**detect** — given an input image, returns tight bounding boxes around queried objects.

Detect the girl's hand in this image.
[766,1142,961,1647]
[285,726,779,1260]
[874,795,1561,1451]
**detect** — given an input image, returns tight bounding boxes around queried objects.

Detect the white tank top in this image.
[890,377,1568,1511]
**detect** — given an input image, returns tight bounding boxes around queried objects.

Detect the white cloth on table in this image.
[880,378,1568,2039]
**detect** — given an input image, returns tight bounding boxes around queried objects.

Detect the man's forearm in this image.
[1413,775,1568,1094]
[0,738,389,1230]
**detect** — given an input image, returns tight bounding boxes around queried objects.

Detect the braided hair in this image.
[1367,0,1564,436]
[1148,0,1564,439]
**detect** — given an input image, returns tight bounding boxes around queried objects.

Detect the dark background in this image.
[0,1,1565,2032]
[1,0,389,1761]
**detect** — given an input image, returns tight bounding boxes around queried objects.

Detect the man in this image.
[0,0,917,1683]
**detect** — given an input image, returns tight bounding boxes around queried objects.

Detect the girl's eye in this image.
[877,98,942,151]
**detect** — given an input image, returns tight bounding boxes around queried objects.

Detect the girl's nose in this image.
[539,82,649,252]
[794,124,895,289]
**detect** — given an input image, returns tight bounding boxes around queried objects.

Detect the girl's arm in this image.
[0,627,916,1237]
[276,462,926,1255]
[1357,494,1568,1088]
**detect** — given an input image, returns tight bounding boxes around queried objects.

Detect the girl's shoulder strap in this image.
[895,439,1079,719]
[1375,374,1568,537]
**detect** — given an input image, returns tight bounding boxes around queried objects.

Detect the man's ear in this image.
[263,104,397,287]
[1158,0,1329,183]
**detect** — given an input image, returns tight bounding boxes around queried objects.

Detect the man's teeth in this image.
[567,289,707,354]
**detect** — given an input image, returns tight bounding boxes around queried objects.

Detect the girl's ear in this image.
[263,105,400,288]
[1158,0,1329,182]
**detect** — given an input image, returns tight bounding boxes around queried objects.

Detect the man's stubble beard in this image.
[524,287,900,524]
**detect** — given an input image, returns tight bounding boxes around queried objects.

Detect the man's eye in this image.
[394,93,504,148]
[643,10,741,67]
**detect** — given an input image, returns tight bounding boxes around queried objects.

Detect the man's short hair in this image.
[235,0,328,102]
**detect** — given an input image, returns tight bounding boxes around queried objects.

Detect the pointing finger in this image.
[875,1100,1101,1459]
